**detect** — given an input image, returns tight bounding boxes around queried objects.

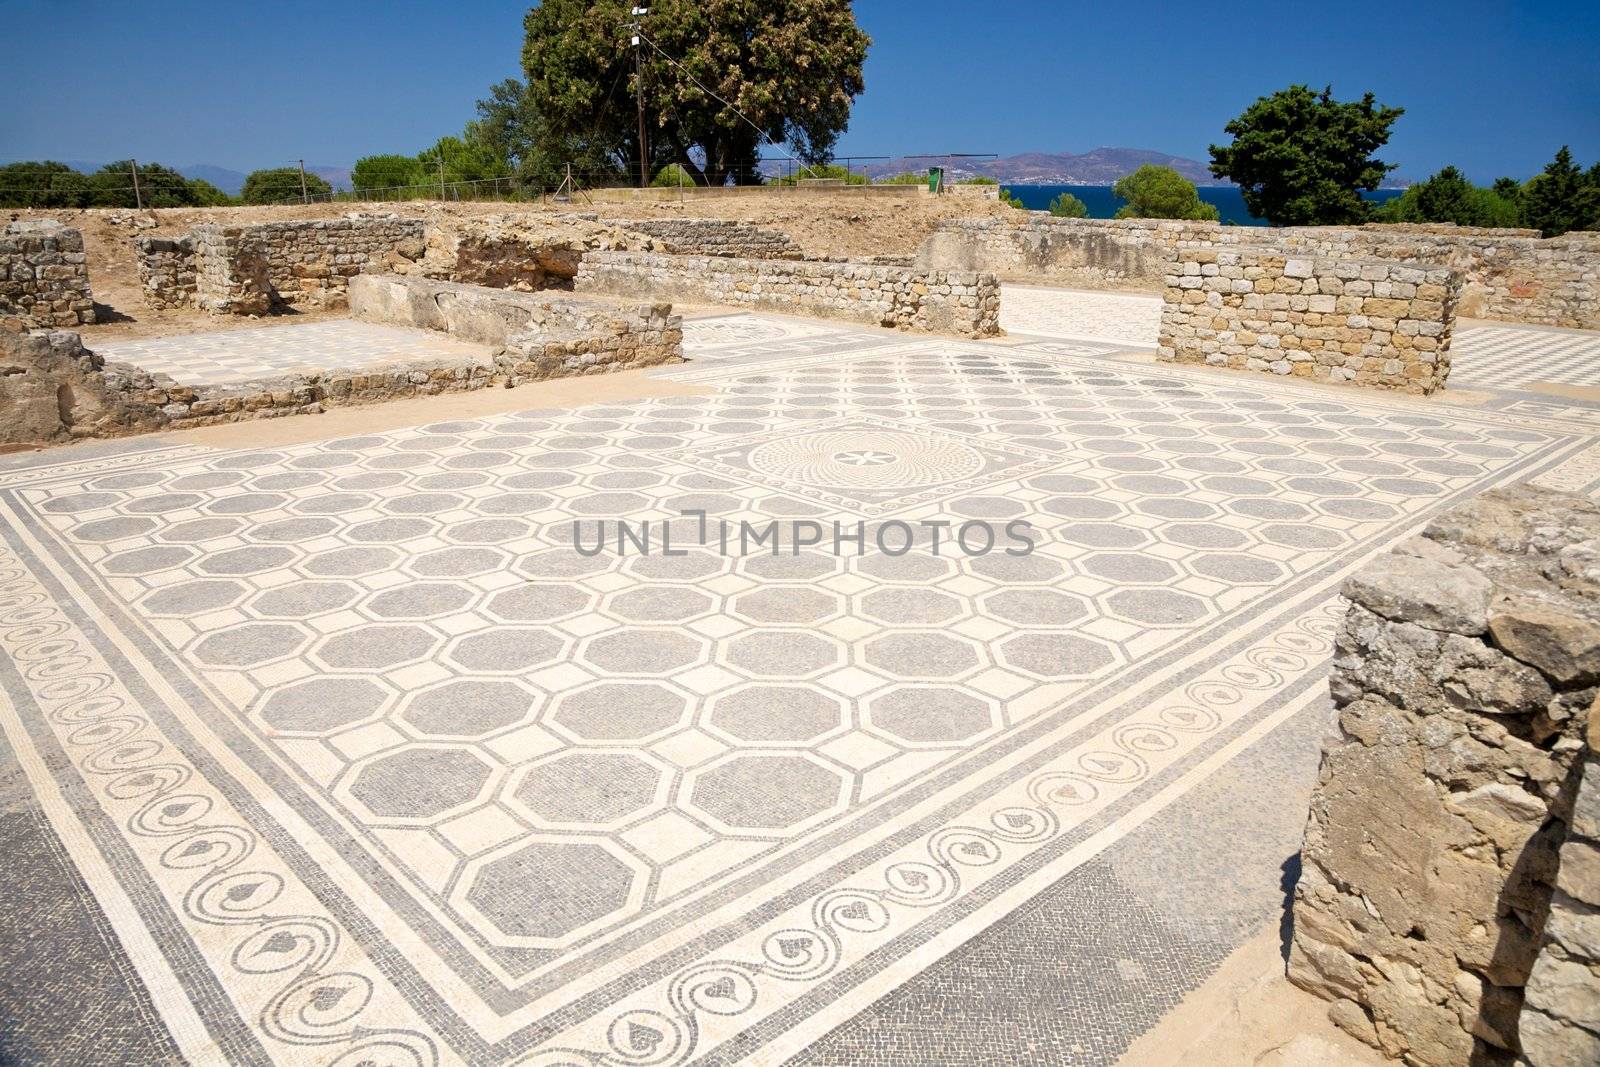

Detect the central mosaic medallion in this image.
[750,428,986,490]
[670,416,1061,514]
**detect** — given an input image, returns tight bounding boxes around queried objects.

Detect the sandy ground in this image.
[7,192,1010,342]
[1116,925,1383,1067]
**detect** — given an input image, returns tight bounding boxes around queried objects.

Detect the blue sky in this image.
[3,0,1597,182]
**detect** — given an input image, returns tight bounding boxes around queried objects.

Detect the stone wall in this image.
[133,235,197,309]
[1520,724,1600,1064]
[918,217,1600,329]
[617,219,803,258]
[1289,485,1600,1065]
[191,225,272,315]
[137,215,426,314]
[0,220,96,329]
[421,213,653,291]
[576,251,1001,338]
[349,273,683,377]
[1157,246,1461,394]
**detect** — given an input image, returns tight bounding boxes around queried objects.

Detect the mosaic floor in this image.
[96,320,495,386]
[5,292,1600,1065]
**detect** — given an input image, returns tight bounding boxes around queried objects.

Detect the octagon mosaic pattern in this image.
[4,301,1600,1065]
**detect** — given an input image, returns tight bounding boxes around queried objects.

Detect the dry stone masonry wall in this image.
[1158,247,1460,394]
[576,251,1000,338]
[617,219,802,258]
[919,217,1600,329]
[1289,485,1600,1066]
[0,220,96,329]
[136,214,426,314]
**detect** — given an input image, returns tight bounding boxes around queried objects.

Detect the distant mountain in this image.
[858,148,1228,186]
[179,164,248,195]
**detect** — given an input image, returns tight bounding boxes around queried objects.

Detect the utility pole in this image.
[130,159,143,210]
[297,159,309,204]
[631,6,649,188]
[438,157,446,201]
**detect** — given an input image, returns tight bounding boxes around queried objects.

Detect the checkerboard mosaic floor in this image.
[5,292,1600,1065]
[1447,324,1600,390]
[96,320,495,386]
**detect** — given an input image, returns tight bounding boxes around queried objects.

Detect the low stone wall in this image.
[136,215,426,314]
[349,273,683,376]
[1158,246,1460,393]
[576,251,1001,337]
[1289,485,1600,1065]
[423,213,652,291]
[618,219,802,258]
[0,220,96,329]
[918,217,1600,329]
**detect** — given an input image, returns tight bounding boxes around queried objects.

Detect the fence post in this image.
[130,159,143,210]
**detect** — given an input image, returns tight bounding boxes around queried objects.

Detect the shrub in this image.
[651,164,695,188]
[875,171,926,185]
[999,188,1026,210]
[956,175,998,185]
[1112,165,1219,221]
[241,167,332,205]
[1049,191,1088,218]
[770,163,867,186]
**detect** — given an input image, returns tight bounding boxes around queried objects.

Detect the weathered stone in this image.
[1344,553,1492,634]
[1291,486,1600,1066]
[1489,605,1600,686]
[0,221,96,328]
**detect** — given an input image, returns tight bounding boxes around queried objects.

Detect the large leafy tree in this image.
[1520,146,1600,237]
[0,161,90,208]
[521,0,870,186]
[352,154,426,193]
[241,167,332,205]
[89,161,201,208]
[1112,165,1219,221]
[1209,85,1403,225]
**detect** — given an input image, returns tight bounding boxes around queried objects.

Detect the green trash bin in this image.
[928,167,944,194]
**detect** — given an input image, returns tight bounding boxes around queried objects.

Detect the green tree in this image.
[521,0,870,187]
[352,154,426,194]
[417,133,513,189]
[0,161,91,208]
[1209,84,1404,225]
[1112,165,1219,221]
[475,76,622,190]
[1373,165,1522,228]
[241,167,332,205]
[88,161,201,208]
[1049,191,1088,218]
[185,178,234,206]
[1521,146,1600,237]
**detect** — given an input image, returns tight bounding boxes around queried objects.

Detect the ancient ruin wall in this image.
[576,251,1001,338]
[134,235,197,309]
[918,217,1600,329]
[349,273,683,378]
[1157,247,1459,394]
[1289,485,1600,1066]
[138,215,425,313]
[0,220,96,329]
[618,219,802,258]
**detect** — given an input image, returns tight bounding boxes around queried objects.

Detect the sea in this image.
[1002,184,1404,226]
